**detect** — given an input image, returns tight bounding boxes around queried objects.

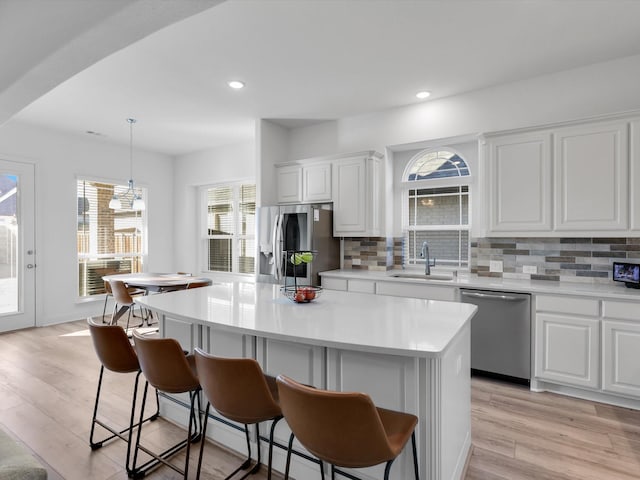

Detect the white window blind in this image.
[403,150,471,268]
[77,180,145,297]
[205,183,255,274]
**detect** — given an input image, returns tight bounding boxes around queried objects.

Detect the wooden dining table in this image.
[102,272,213,324]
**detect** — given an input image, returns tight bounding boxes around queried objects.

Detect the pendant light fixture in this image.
[109,118,145,210]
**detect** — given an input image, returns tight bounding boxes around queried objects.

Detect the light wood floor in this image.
[0,320,639,479]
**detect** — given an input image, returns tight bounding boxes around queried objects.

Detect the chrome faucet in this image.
[421,241,435,275]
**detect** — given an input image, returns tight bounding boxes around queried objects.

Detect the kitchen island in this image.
[136,281,477,480]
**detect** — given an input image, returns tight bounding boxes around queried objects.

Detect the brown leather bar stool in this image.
[131,331,202,479]
[87,318,159,476]
[276,375,419,480]
[194,348,283,480]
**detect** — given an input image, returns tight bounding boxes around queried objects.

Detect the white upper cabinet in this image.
[302,162,332,203]
[630,119,640,231]
[487,131,552,232]
[276,165,303,204]
[332,152,383,237]
[486,116,633,237]
[276,162,331,204]
[554,121,628,231]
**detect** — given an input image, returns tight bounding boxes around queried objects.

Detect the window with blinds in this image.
[77,180,145,297]
[205,183,255,274]
[402,149,471,268]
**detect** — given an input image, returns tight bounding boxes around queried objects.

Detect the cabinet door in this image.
[630,119,640,231]
[302,163,331,202]
[534,313,600,389]
[333,157,366,235]
[602,320,640,398]
[487,132,552,232]
[554,121,628,231]
[276,165,302,204]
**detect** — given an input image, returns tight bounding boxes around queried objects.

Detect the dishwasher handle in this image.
[460,291,525,302]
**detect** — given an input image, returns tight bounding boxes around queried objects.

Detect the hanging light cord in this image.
[128,118,136,187]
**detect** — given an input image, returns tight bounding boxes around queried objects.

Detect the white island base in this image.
[137,282,475,480]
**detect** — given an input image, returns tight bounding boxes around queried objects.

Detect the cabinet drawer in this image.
[536,295,599,316]
[321,277,347,291]
[348,279,376,294]
[602,300,640,322]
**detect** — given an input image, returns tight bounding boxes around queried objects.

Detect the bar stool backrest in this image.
[194,349,281,424]
[276,375,397,469]
[88,317,139,373]
[132,331,199,394]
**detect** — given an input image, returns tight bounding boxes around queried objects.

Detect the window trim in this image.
[399,147,472,270]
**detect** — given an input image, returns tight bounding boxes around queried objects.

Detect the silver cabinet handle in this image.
[26,264,35,269]
[460,291,523,301]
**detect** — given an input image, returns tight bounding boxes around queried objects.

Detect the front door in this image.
[0,159,35,332]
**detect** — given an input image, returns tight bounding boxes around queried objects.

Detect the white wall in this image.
[257,120,289,207]
[273,53,640,237]
[284,53,640,158]
[0,121,174,325]
[172,141,255,275]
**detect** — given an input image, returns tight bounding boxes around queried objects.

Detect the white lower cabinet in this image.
[534,312,600,389]
[321,275,457,301]
[256,337,326,480]
[320,276,347,291]
[602,320,640,397]
[602,299,640,397]
[376,281,456,301]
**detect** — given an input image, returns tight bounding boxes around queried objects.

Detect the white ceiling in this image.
[11,0,640,156]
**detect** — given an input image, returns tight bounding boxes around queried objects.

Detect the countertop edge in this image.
[319,269,640,301]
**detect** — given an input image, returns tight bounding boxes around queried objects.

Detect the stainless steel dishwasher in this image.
[460,289,531,384]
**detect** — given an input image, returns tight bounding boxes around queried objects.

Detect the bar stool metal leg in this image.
[130,383,201,479]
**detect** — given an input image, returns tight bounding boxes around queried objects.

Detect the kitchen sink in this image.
[389,273,454,281]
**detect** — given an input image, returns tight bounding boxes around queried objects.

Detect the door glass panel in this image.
[0,174,18,314]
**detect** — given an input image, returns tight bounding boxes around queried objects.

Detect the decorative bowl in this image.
[281,285,322,303]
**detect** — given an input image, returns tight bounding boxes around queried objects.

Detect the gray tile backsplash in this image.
[342,236,640,284]
[471,237,640,283]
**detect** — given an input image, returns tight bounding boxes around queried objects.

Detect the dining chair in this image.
[194,348,283,480]
[109,280,153,331]
[130,331,202,480]
[276,375,419,480]
[87,318,159,475]
[102,278,145,323]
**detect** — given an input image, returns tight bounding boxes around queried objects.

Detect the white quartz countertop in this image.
[136,281,476,358]
[320,269,640,301]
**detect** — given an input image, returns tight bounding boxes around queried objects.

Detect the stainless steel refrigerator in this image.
[257,204,339,286]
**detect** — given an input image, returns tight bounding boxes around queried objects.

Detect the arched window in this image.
[406,150,470,180]
[402,149,471,269]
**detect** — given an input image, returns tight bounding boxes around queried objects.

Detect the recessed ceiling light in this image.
[228,80,245,89]
[416,91,431,99]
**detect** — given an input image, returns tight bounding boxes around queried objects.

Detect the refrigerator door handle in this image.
[273,214,283,282]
